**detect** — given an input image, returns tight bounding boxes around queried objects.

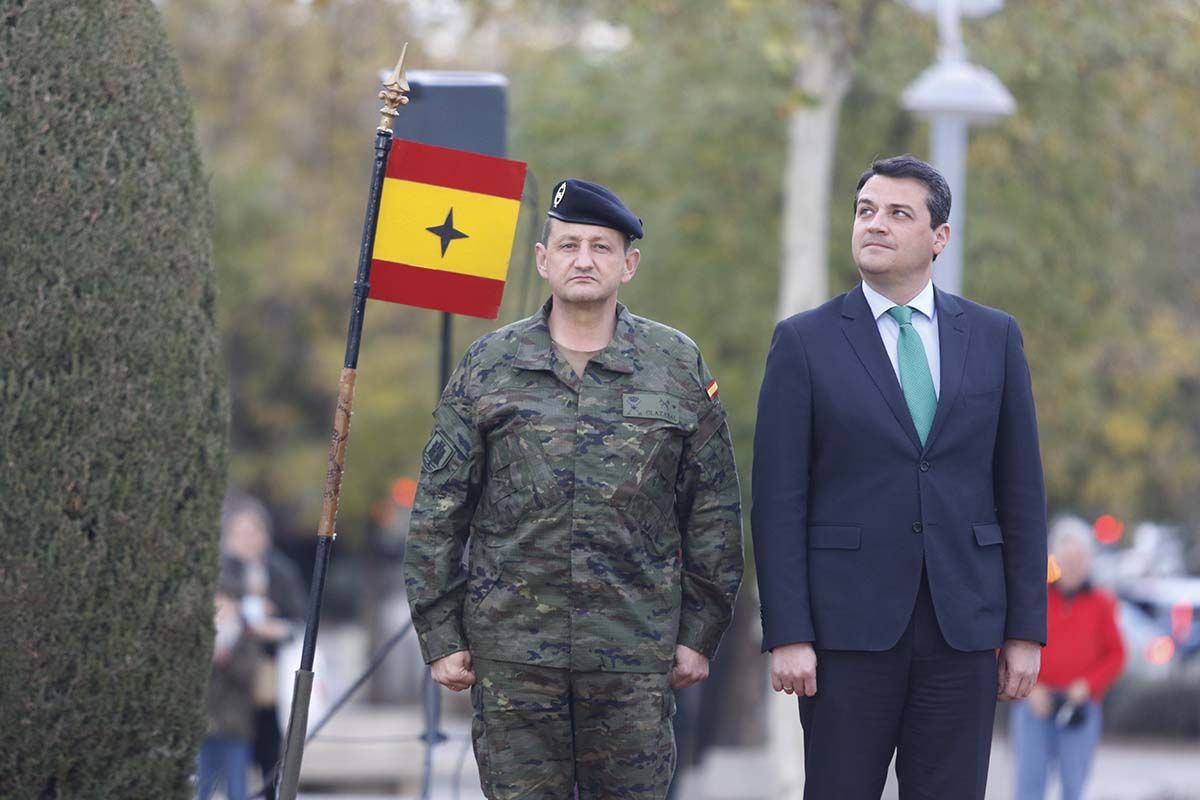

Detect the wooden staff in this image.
[276,47,411,800]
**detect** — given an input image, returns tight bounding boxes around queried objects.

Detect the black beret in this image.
[546,178,643,240]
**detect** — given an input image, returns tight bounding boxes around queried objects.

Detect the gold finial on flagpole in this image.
[378,43,411,132]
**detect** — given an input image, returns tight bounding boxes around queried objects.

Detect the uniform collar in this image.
[862,278,937,322]
[512,298,638,375]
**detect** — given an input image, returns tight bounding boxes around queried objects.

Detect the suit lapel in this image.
[922,288,970,453]
[840,286,923,452]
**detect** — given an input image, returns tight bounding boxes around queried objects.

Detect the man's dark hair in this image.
[854,155,952,230]
[542,216,634,252]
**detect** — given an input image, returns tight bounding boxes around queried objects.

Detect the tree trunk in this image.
[776,9,852,321]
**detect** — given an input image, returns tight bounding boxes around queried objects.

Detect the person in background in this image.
[197,571,261,800]
[1011,516,1126,800]
[221,494,307,799]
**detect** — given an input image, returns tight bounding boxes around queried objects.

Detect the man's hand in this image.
[770,642,818,697]
[1066,678,1090,705]
[431,650,476,692]
[998,639,1041,701]
[246,617,292,643]
[1026,684,1053,718]
[670,644,710,689]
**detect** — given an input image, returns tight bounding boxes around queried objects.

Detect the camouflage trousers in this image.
[470,657,677,800]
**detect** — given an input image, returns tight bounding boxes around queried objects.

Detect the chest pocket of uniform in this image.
[614,392,697,556]
[478,433,563,538]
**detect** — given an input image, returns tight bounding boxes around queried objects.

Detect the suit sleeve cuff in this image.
[417,619,468,664]
[761,615,816,653]
[1003,624,1047,647]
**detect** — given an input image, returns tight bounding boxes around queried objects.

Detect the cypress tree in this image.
[0,1,228,795]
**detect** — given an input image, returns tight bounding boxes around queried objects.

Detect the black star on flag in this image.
[426,208,469,257]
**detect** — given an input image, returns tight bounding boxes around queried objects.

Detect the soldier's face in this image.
[535,220,639,306]
[852,175,949,286]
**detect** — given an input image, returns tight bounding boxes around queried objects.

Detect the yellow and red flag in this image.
[370,140,527,319]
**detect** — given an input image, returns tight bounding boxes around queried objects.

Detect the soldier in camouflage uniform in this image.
[404,179,743,799]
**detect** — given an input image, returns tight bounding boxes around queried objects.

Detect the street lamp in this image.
[900,0,1014,295]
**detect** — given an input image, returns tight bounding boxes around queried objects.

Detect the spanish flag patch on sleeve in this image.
[705,379,719,400]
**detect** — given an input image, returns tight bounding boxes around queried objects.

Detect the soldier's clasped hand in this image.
[431,650,476,692]
[669,644,710,689]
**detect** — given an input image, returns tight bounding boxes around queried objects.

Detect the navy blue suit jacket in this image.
[751,285,1048,653]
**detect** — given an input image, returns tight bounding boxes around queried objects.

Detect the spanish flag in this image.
[370,140,527,319]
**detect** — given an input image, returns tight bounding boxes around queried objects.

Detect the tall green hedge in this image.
[0,1,228,796]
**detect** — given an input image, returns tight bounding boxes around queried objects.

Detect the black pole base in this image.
[276,669,315,800]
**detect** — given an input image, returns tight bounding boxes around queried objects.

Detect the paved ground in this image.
[294,707,479,799]
[685,738,1200,800]
[289,706,1199,800]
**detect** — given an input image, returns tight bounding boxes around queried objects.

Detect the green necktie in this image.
[886,305,937,445]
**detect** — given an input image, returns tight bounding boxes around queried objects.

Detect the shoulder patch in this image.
[421,431,455,473]
[705,379,719,400]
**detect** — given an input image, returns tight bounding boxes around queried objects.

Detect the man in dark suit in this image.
[752,155,1047,799]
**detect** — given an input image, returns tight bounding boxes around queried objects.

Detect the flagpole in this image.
[276,47,411,800]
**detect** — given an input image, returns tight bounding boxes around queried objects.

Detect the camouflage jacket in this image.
[404,300,744,673]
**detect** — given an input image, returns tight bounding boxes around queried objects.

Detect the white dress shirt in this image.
[861,279,941,399]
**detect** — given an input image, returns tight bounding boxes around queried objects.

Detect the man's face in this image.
[535,220,639,306]
[852,175,949,285]
[225,512,269,561]
[1055,536,1093,593]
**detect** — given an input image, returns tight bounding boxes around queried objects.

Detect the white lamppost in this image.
[900,0,1014,295]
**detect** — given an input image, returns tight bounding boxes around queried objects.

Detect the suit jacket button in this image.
[912,522,923,533]
[919,460,931,472]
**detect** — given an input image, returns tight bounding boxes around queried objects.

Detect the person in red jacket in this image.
[1010,516,1126,800]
